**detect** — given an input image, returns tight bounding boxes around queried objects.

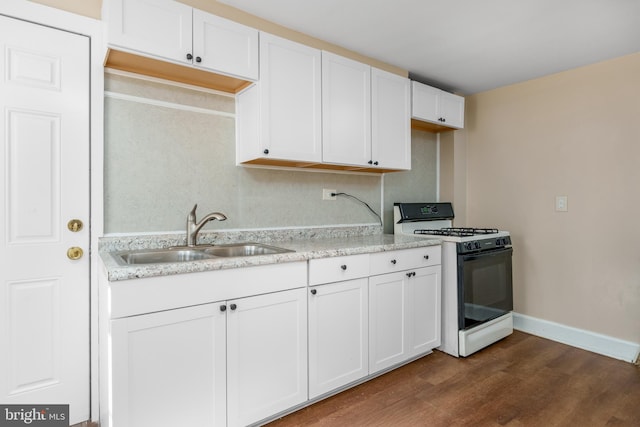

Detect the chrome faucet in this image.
[186,204,227,247]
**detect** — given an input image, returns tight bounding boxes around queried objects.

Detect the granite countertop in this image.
[100,227,441,282]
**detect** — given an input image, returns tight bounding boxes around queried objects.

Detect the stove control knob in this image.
[474,242,481,249]
[465,243,473,251]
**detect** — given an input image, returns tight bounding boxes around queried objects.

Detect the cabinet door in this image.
[111,304,226,427]
[439,91,465,129]
[408,266,441,357]
[368,271,408,374]
[227,288,308,427]
[107,0,192,64]
[258,33,322,162]
[193,9,258,80]
[308,279,368,398]
[371,68,411,170]
[322,51,371,166]
[411,81,440,123]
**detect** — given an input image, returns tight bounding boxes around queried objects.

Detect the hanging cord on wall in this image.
[332,192,383,226]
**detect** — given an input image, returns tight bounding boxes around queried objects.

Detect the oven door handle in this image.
[460,247,512,262]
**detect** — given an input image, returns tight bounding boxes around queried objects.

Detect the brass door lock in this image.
[67,247,84,260]
[67,219,84,232]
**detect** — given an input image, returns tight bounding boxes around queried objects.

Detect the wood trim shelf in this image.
[411,118,459,133]
[104,48,253,94]
[240,158,405,174]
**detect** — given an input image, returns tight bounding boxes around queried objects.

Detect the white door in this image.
[227,288,308,427]
[411,81,440,123]
[368,271,408,374]
[322,51,371,167]
[111,304,227,427]
[408,266,441,357]
[107,0,193,64]
[308,279,368,398]
[259,33,322,162]
[439,91,465,129]
[193,9,259,80]
[0,16,90,424]
[371,68,411,170]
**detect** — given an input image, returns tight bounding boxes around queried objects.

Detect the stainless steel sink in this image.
[114,243,294,265]
[202,243,294,257]
[117,248,215,265]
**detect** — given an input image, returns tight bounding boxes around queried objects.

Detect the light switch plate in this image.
[555,195,568,212]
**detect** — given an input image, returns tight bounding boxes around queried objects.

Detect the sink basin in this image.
[114,243,294,265]
[203,243,294,257]
[117,248,214,265]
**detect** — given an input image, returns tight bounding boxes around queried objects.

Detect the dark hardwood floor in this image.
[266,331,640,426]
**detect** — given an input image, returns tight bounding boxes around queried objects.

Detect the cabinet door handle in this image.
[263,149,269,155]
[230,303,237,311]
[186,53,193,60]
[390,259,397,265]
[340,265,347,271]
[368,160,373,165]
[373,161,379,166]
[424,255,429,260]
[310,289,317,295]
[195,56,202,63]
[219,304,227,312]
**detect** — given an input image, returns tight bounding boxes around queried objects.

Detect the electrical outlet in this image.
[323,189,336,201]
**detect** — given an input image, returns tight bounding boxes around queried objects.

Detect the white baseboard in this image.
[513,312,640,363]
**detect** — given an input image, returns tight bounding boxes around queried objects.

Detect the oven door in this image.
[457,247,513,330]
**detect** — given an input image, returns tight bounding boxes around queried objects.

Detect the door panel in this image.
[7,110,61,242]
[0,15,90,424]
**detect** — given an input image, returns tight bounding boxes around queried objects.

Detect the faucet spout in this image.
[186,204,227,247]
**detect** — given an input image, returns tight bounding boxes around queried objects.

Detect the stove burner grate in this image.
[414,227,499,237]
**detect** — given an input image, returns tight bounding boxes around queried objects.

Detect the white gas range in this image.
[394,202,514,357]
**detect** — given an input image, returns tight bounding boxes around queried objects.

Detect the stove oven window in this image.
[458,248,513,330]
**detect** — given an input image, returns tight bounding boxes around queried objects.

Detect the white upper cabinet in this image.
[236,33,322,164]
[107,0,193,64]
[192,10,259,80]
[104,0,258,81]
[412,81,465,129]
[371,68,411,170]
[322,51,372,167]
[320,52,410,171]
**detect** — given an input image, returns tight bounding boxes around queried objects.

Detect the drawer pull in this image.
[340,265,347,271]
[310,289,317,295]
[424,255,430,260]
[406,271,416,278]
[390,259,397,265]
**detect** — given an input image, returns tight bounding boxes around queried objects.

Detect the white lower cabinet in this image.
[104,247,441,426]
[369,265,441,374]
[308,278,368,398]
[111,304,227,427]
[227,288,308,427]
[110,287,307,427]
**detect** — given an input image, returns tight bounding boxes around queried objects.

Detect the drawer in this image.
[309,254,370,285]
[369,246,441,276]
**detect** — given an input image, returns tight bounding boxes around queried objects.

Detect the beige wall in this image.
[462,53,640,343]
[28,0,102,19]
